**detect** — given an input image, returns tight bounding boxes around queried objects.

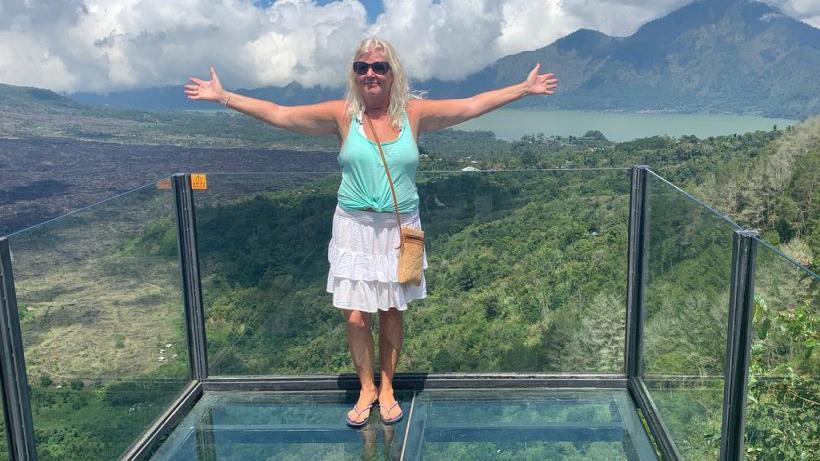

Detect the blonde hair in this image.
[345,37,415,130]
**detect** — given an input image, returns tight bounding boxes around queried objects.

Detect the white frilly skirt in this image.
[326,205,428,312]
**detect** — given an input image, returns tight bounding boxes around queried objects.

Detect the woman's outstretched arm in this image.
[184,67,342,136]
[411,64,558,133]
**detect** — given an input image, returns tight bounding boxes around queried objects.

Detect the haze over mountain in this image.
[69,0,820,119]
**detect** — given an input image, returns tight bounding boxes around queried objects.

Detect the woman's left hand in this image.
[524,63,558,96]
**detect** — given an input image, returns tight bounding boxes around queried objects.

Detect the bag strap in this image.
[364,114,404,243]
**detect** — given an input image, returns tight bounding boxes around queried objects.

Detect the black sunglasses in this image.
[353,61,390,75]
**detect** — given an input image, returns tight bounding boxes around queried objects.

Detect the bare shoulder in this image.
[408,98,436,116]
[319,99,347,120]
[406,99,427,138]
[326,99,352,140]
[407,98,441,126]
[407,97,472,134]
[309,99,347,131]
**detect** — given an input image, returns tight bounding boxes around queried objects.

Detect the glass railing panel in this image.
[7,178,189,461]
[641,171,740,460]
[746,240,819,460]
[410,169,629,373]
[0,397,7,461]
[193,172,341,376]
[196,169,630,376]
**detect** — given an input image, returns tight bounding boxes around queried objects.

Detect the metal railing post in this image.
[0,238,37,460]
[719,230,758,461]
[625,165,649,377]
[173,174,209,381]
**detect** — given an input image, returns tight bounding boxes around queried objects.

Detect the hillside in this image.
[0,84,338,151]
[0,83,84,111]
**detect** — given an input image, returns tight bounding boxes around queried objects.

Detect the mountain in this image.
[0,83,84,111]
[499,0,820,118]
[67,0,819,119]
[70,82,345,111]
[0,82,340,151]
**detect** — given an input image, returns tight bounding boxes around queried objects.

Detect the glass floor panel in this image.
[150,389,657,461]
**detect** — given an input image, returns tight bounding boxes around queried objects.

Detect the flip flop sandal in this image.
[379,401,404,425]
[346,397,377,428]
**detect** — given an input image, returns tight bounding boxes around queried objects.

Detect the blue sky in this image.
[256,0,384,22]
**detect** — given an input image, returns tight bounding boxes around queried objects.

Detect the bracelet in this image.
[220,92,233,107]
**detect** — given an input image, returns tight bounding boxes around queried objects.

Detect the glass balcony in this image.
[0,167,815,460]
[3,179,190,461]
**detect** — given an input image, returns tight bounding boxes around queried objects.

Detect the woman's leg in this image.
[343,309,378,422]
[377,307,404,416]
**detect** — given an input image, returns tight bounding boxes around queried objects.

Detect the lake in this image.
[454,109,798,142]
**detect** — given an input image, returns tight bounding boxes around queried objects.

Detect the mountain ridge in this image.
[499,0,820,117]
[26,0,820,119]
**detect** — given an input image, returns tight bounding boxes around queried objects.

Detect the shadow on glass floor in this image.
[150,389,657,461]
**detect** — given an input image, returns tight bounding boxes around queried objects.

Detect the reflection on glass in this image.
[746,241,819,460]
[150,389,656,461]
[150,391,409,461]
[8,179,189,460]
[641,172,738,460]
[195,170,630,376]
[404,389,656,460]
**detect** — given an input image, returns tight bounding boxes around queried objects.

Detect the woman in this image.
[185,37,557,427]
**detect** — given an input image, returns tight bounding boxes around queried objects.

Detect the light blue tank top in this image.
[336,112,420,213]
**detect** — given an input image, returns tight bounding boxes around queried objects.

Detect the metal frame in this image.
[719,230,758,461]
[194,406,217,461]
[120,381,203,461]
[173,174,209,381]
[203,373,628,392]
[0,238,37,461]
[625,166,683,461]
[626,165,649,378]
[628,377,682,460]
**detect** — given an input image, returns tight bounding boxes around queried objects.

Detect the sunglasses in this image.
[352,61,391,75]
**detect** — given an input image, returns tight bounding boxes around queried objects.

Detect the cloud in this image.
[763,0,820,26]
[245,0,367,87]
[0,0,816,93]
[372,0,508,81]
[0,31,78,90]
[557,0,693,36]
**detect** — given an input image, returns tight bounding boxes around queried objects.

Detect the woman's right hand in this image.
[184,67,228,103]
[182,66,342,137]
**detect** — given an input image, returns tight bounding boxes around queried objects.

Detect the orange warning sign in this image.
[191,173,207,190]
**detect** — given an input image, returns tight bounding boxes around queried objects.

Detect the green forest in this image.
[4,118,818,460]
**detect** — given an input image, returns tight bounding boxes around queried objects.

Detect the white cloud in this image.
[0,0,816,93]
[372,0,508,81]
[0,31,78,90]
[763,0,820,27]
[557,0,693,36]
[497,0,578,55]
[245,0,367,87]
